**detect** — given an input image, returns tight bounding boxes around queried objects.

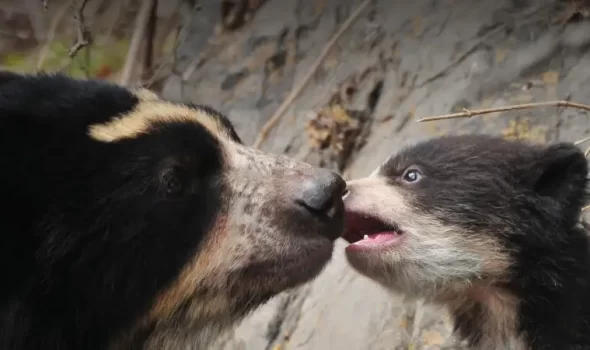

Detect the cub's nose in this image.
[295,169,346,218]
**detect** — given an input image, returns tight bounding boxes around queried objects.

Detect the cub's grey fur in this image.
[342,135,590,349]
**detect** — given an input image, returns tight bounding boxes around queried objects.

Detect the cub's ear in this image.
[533,142,588,220]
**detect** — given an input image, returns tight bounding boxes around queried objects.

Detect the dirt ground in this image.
[4,0,590,349]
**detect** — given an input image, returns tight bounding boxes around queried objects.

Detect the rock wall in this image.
[162,0,590,348]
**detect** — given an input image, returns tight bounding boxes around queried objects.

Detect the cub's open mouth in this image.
[341,211,404,252]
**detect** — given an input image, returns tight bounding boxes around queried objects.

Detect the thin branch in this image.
[119,0,156,86]
[36,0,72,70]
[26,0,46,41]
[181,53,202,82]
[417,100,590,122]
[416,24,504,88]
[408,300,424,350]
[81,34,92,78]
[574,136,590,145]
[143,0,159,81]
[143,26,183,88]
[252,0,372,149]
[67,0,92,58]
[180,1,220,82]
[103,0,124,38]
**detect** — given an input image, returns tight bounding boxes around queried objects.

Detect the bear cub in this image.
[342,135,590,349]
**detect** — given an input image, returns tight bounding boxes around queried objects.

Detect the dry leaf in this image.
[479,98,494,109]
[509,94,533,104]
[495,49,507,63]
[305,103,368,171]
[95,65,113,79]
[412,16,423,37]
[422,330,446,346]
[315,0,325,15]
[330,105,352,123]
[379,115,394,123]
[542,71,559,85]
[502,118,547,143]
[399,316,408,329]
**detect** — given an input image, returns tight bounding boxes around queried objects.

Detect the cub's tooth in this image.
[363,235,369,240]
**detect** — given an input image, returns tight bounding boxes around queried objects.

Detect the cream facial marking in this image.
[88,101,229,143]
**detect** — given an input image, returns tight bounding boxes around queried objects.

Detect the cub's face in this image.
[341,135,588,299]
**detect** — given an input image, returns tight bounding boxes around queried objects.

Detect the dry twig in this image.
[67,0,91,57]
[142,27,183,88]
[143,0,159,81]
[574,136,590,145]
[578,137,590,160]
[252,0,372,149]
[36,0,72,70]
[119,0,156,86]
[416,24,505,88]
[417,100,590,122]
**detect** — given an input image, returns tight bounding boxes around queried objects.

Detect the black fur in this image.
[0,72,345,349]
[0,72,233,349]
[381,135,590,349]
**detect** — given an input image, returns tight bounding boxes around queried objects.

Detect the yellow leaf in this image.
[330,105,352,124]
[413,16,423,37]
[399,317,408,329]
[162,31,178,54]
[315,0,325,15]
[495,49,507,63]
[323,57,339,70]
[542,71,559,85]
[501,118,547,143]
[422,330,446,346]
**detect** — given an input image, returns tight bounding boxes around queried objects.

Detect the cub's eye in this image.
[402,168,422,183]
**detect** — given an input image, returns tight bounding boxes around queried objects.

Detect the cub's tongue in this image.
[341,210,402,247]
[353,232,399,246]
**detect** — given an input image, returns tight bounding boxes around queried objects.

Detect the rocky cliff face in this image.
[162,0,590,348]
